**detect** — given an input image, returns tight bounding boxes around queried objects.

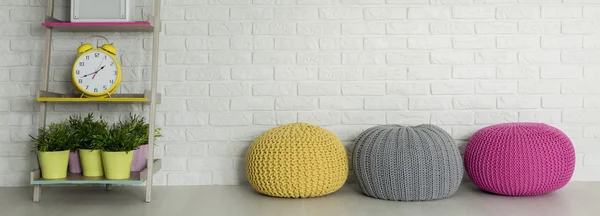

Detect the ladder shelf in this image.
[33,0,162,203]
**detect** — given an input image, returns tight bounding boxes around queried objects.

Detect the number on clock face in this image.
[73,51,118,95]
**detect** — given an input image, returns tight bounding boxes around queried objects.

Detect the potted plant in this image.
[94,121,145,180]
[69,113,107,177]
[66,117,82,174]
[124,114,162,172]
[31,121,74,179]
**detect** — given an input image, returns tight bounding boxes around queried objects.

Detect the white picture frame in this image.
[70,0,133,22]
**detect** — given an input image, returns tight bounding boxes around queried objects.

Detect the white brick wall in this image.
[0,0,599,186]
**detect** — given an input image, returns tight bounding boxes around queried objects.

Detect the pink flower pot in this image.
[68,151,82,174]
[131,144,148,172]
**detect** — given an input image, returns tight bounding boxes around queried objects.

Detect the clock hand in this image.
[81,72,95,78]
[81,66,105,78]
[92,66,106,79]
[95,58,105,72]
[87,57,106,78]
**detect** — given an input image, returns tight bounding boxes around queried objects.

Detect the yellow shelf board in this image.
[36,90,161,104]
[37,97,148,102]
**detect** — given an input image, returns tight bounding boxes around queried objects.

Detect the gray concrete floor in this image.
[0,183,598,216]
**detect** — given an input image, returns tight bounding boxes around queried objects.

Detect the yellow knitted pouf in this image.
[246,123,348,198]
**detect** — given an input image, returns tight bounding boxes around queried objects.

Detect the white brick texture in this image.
[1,0,600,186]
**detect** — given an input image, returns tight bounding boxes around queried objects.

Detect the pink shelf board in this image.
[43,21,151,27]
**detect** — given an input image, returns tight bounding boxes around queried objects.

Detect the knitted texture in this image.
[353,124,463,201]
[246,123,348,198]
[464,123,576,196]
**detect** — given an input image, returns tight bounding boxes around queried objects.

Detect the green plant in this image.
[93,123,145,153]
[122,114,162,147]
[68,113,108,151]
[31,121,74,152]
[92,114,162,152]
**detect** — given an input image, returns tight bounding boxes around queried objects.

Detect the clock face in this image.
[73,51,120,95]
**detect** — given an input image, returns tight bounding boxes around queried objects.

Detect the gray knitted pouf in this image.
[352,124,463,201]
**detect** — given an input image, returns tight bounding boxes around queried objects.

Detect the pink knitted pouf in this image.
[464,123,575,196]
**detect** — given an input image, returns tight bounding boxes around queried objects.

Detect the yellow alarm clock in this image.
[72,36,122,98]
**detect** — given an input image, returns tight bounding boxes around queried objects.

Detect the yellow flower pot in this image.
[79,149,104,177]
[38,150,70,179]
[102,151,133,180]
